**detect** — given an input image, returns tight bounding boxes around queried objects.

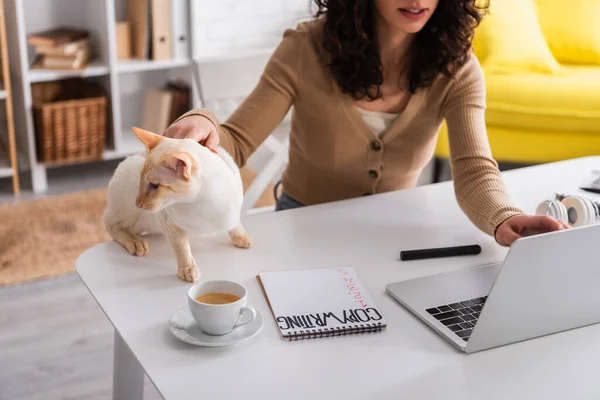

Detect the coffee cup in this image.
[187,280,257,336]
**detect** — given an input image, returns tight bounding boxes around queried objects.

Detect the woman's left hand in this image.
[495,214,569,247]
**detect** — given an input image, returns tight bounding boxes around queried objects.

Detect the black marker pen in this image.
[400,244,481,261]
[580,187,600,195]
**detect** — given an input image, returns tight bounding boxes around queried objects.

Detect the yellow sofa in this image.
[434,0,600,178]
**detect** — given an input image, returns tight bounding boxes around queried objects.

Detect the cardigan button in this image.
[370,140,382,151]
[368,170,379,179]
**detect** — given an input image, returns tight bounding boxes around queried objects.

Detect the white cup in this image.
[187,280,257,336]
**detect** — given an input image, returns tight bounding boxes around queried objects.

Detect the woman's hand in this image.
[162,115,220,151]
[495,214,569,247]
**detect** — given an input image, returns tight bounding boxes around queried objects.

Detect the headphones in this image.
[536,193,600,227]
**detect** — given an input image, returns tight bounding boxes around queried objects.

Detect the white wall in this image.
[189,0,314,187]
[190,0,313,58]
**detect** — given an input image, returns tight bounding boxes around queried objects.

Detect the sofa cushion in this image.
[477,0,561,74]
[484,66,600,132]
[536,0,600,65]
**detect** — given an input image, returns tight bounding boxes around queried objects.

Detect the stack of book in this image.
[28,27,92,70]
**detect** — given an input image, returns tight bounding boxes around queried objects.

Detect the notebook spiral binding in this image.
[286,323,384,341]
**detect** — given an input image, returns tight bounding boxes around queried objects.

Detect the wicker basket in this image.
[32,79,107,164]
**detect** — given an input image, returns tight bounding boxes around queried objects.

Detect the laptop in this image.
[385,223,600,353]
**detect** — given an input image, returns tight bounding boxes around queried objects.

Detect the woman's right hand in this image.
[162,115,220,151]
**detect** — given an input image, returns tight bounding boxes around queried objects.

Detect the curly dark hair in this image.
[313,0,489,99]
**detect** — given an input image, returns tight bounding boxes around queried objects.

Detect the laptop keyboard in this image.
[426,296,487,342]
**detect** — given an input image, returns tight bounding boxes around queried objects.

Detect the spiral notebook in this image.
[257,267,387,341]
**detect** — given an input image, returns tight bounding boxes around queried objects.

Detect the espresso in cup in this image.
[195,293,241,305]
[188,280,257,336]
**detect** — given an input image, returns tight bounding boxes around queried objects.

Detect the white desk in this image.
[76,156,600,400]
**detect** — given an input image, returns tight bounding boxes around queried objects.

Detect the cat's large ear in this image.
[163,153,193,180]
[132,127,164,151]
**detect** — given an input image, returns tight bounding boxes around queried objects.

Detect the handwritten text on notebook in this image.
[277,308,383,330]
[337,268,369,308]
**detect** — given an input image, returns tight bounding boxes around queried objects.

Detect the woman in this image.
[164,0,566,246]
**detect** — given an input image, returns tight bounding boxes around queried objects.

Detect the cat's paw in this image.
[123,238,150,256]
[231,233,253,249]
[177,265,200,283]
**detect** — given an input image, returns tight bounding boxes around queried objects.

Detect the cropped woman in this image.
[164,0,566,246]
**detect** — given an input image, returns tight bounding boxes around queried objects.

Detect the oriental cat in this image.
[103,127,252,282]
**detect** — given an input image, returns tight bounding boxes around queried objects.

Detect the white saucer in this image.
[168,306,263,347]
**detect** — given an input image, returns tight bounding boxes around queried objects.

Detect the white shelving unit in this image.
[117,58,191,73]
[6,0,200,192]
[28,60,110,83]
[0,155,12,178]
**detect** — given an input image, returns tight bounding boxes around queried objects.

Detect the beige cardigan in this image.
[174,19,524,236]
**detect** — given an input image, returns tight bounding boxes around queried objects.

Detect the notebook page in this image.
[258,267,387,338]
